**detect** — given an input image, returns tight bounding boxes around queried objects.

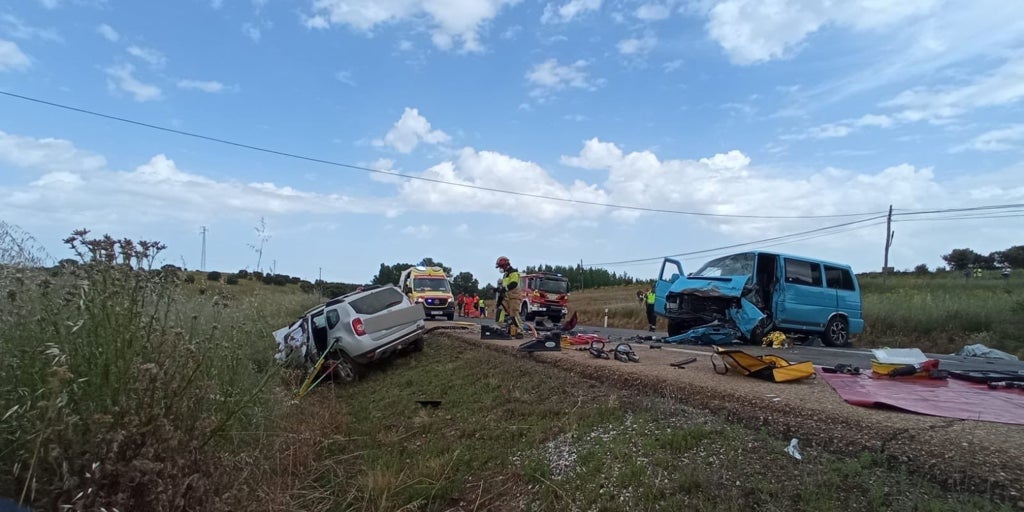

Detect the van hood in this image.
[667,275,749,297]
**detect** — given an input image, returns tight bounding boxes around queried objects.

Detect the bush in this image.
[913,264,929,274]
[184,274,196,284]
[236,269,250,279]
[207,271,222,282]
[225,275,240,285]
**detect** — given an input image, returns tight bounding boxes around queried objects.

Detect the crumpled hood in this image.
[667,276,749,297]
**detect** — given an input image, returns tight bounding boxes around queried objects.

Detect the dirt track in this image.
[435,326,1024,506]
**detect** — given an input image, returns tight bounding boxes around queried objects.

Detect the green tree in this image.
[941,248,983,271]
[913,263,929,274]
[206,271,222,282]
[371,258,453,286]
[451,271,479,295]
[995,245,1024,268]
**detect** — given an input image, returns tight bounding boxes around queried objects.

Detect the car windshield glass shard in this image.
[692,252,755,277]
[413,277,451,292]
[538,278,569,294]
[350,287,406,315]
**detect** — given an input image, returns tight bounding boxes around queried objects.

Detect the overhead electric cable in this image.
[0,90,889,220]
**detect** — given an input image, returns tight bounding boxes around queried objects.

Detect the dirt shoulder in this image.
[442,328,1024,505]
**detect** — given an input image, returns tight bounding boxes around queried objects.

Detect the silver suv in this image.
[274,285,426,381]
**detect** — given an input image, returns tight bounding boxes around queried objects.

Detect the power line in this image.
[585,214,888,267]
[586,203,1024,268]
[0,90,889,220]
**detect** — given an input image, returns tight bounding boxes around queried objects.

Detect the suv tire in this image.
[331,353,365,382]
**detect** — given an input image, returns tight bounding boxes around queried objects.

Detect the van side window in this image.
[785,259,822,287]
[824,265,856,291]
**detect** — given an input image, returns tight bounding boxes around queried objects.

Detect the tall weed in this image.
[0,243,316,509]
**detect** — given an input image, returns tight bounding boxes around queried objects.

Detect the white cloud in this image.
[952,125,1024,153]
[795,114,894,140]
[541,0,602,24]
[662,59,683,72]
[96,23,119,42]
[884,57,1024,123]
[705,0,938,65]
[305,0,518,52]
[305,15,329,29]
[177,79,227,93]
[126,45,166,67]
[365,157,404,183]
[0,40,30,72]
[617,32,657,55]
[104,64,162,102]
[560,137,623,169]
[401,224,435,239]
[374,108,451,154]
[242,22,261,42]
[635,3,670,21]
[526,58,597,97]
[0,130,107,173]
[335,70,355,86]
[2,14,62,42]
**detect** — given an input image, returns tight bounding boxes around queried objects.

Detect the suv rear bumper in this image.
[351,325,425,364]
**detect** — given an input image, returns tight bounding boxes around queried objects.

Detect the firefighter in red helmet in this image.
[494,256,523,336]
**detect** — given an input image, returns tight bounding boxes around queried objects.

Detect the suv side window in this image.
[325,309,341,329]
[825,265,856,291]
[785,258,823,287]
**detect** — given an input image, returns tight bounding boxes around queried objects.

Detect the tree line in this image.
[941,245,1024,271]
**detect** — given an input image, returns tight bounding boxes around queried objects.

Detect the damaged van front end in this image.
[659,274,766,342]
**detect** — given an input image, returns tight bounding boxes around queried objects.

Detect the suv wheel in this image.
[330,353,364,382]
[823,316,850,347]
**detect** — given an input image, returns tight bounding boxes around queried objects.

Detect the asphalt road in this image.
[445,316,1024,373]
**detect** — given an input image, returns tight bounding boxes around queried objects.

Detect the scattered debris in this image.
[786,438,802,460]
[955,343,1019,361]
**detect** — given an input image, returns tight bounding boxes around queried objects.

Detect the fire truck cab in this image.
[398,266,456,321]
[519,272,570,323]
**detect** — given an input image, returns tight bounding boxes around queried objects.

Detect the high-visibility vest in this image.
[646,291,655,305]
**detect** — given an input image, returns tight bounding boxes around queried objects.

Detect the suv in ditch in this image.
[273,284,426,381]
[519,272,571,323]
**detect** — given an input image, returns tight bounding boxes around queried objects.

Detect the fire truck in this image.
[519,272,570,323]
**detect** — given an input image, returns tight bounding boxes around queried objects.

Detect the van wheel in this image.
[823,317,850,347]
[748,318,772,345]
[330,353,364,382]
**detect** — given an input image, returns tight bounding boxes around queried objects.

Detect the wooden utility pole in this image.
[883,205,895,274]
[579,259,584,292]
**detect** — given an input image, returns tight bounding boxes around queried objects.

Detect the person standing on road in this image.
[495,256,523,335]
[645,286,657,332]
[456,293,465,317]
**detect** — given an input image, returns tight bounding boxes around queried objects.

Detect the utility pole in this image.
[883,205,895,274]
[579,259,584,292]
[199,226,207,271]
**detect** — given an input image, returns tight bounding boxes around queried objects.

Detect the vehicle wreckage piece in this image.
[517,333,562,352]
[662,320,742,345]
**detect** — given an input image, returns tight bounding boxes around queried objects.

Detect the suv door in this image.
[774,257,831,329]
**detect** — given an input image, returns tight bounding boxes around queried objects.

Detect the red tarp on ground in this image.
[817,368,1024,425]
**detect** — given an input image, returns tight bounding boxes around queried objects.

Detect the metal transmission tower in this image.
[200,226,208,271]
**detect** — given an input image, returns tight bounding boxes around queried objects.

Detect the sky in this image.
[1,0,1023,285]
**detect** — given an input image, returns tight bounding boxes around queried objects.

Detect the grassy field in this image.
[260,338,1010,511]
[2,256,1021,510]
[566,273,1024,357]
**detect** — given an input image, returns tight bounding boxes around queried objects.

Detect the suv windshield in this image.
[692,252,756,277]
[538,278,569,294]
[413,277,451,293]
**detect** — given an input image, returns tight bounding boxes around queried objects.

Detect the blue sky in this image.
[1,0,1023,284]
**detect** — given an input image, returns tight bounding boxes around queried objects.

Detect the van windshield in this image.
[413,277,451,293]
[538,278,569,294]
[692,252,755,277]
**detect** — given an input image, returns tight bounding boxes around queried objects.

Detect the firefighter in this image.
[495,256,523,335]
[645,286,657,332]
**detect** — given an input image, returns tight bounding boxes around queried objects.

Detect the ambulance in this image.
[397,266,456,320]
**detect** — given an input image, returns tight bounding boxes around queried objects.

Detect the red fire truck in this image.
[519,272,570,323]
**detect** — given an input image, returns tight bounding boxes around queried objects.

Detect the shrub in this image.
[225,275,240,285]
[913,264,929,274]
[236,269,250,279]
[184,274,196,284]
[207,271,222,282]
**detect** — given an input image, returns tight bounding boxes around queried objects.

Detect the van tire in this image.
[823,316,850,347]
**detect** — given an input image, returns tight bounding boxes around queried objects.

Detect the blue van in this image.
[654,251,864,346]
